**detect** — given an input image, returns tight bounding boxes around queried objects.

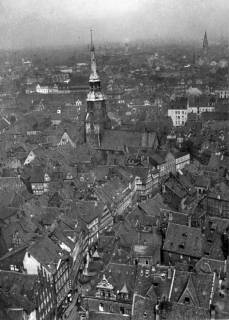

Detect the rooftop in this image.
[163,223,203,258]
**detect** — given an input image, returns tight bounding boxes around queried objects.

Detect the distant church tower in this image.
[85,30,110,146]
[203,31,209,58]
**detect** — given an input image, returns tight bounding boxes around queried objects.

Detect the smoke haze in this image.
[0,0,228,49]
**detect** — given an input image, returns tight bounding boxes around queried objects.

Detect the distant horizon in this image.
[1,0,229,50]
[0,37,227,53]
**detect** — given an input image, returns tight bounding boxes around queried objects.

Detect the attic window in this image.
[182,233,187,238]
[179,243,185,249]
[145,269,150,277]
[184,297,190,304]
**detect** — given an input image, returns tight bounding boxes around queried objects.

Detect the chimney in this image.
[167,267,172,280]
[188,215,192,227]
[155,302,160,320]
[210,307,216,320]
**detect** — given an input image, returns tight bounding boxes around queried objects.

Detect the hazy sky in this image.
[0,0,228,49]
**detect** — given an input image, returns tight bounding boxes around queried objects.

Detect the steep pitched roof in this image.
[178,275,200,306]
[169,270,214,309]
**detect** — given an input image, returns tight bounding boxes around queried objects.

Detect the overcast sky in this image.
[0,0,228,49]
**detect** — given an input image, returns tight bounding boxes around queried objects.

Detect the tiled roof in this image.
[132,294,156,320]
[163,223,203,258]
[139,193,169,217]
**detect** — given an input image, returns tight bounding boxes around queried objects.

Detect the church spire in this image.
[203,31,208,56]
[89,29,100,83]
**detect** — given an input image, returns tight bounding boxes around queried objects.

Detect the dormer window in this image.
[179,243,185,249]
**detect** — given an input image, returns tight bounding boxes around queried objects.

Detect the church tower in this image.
[85,30,110,146]
[203,31,209,58]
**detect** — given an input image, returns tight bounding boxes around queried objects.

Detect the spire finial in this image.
[89,28,99,82]
[90,28,94,51]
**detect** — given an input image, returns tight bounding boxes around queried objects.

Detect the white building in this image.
[175,153,190,171]
[215,88,229,99]
[168,108,188,127]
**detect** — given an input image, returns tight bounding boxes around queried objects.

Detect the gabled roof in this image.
[178,275,199,306]
[169,270,214,310]
[97,274,114,290]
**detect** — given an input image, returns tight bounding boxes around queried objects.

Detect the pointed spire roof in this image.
[203,31,208,49]
[120,282,129,294]
[89,29,100,83]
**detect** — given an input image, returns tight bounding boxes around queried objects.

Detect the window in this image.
[120,307,125,314]
[184,297,190,304]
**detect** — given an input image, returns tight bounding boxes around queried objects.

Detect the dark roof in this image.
[28,236,66,273]
[163,223,203,258]
[74,201,105,224]
[101,129,157,151]
[131,294,155,320]
[29,166,45,183]
[0,207,17,221]
[138,193,169,217]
